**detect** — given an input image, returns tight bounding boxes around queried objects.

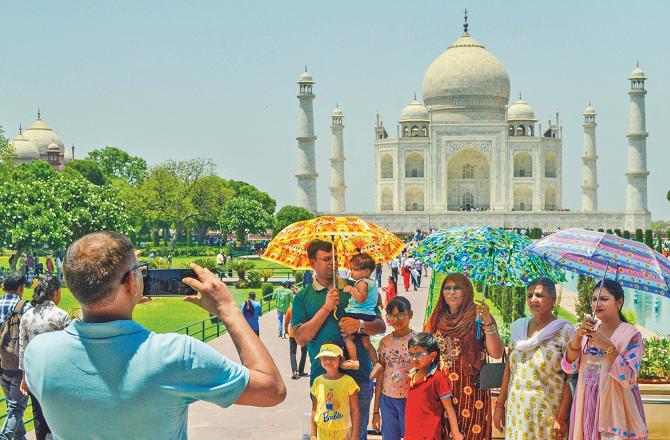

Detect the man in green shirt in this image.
[273,280,293,337]
[292,239,386,440]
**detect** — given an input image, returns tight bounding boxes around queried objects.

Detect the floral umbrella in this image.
[413,226,566,287]
[524,228,670,297]
[262,216,405,270]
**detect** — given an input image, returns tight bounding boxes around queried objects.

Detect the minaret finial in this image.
[519,92,522,100]
[18,124,22,134]
[413,92,417,100]
[37,108,41,120]
[463,8,469,33]
[304,65,308,72]
[636,60,639,68]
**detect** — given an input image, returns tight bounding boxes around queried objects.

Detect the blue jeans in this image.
[0,369,27,440]
[277,311,285,337]
[379,394,406,440]
[357,381,374,440]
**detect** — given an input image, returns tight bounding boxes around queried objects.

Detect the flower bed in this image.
[640,336,670,383]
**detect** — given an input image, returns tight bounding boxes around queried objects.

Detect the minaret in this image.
[296,67,318,212]
[624,65,650,227]
[329,106,346,212]
[581,104,598,212]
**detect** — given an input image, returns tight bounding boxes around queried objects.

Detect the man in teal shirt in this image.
[273,280,293,337]
[292,239,386,439]
[24,231,286,440]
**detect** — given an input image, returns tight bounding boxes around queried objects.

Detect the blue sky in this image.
[1,1,669,219]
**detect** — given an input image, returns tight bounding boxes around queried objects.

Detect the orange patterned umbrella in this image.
[262,216,405,270]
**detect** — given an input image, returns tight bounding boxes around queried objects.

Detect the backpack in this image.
[0,300,29,371]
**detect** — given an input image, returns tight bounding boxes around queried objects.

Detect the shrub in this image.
[623,230,631,239]
[231,259,255,281]
[635,229,644,242]
[189,258,218,272]
[261,282,274,300]
[621,309,637,326]
[640,336,670,379]
[644,229,653,248]
[597,228,605,233]
[149,257,171,269]
[246,269,261,288]
[606,229,613,235]
[260,269,273,283]
[614,229,622,237]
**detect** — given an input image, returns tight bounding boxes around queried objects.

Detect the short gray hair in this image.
[63,231,135,305]
[527,276,557,298]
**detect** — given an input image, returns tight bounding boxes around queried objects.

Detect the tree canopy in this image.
[86,146,148,184]
[220,197,275,243]
[273,205,314,235]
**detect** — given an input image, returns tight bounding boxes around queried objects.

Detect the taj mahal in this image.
[294,17,652,233]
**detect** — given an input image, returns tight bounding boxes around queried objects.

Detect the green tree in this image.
[226,180,276,215]
[273,205,314,235]
[65,159,109,185]
[190,175,235,243]
[87,146,149,184]
[635,229,644,242]
[576,275,596,320]
[644,229,653,248]
[0,126,15,179]
[220,197,274,244]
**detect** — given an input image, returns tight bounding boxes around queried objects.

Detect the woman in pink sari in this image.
[562,280,647,440]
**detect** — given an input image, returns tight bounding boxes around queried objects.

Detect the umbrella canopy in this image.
[413,226,565,286]
[262,216,405,270]
[524,228,670,296]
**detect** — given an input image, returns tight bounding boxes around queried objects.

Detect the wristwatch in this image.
[359,319,365,334]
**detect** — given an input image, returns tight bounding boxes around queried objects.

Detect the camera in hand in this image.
[143,269,197,296]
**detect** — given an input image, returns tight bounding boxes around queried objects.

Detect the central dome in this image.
[23,114,64,156]
[422,32,510,116]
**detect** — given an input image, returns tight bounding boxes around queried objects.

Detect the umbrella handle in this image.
[584,261,617,355]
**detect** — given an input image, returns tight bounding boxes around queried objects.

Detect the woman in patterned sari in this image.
[425,273,504,440]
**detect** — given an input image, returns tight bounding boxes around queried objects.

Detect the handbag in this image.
[475,350,506,390]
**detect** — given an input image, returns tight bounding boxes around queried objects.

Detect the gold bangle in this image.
[604,345,615,354]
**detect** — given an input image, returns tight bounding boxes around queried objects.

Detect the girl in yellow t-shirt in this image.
[310,343,360,440]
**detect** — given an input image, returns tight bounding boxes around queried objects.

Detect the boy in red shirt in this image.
[404,332,462,440]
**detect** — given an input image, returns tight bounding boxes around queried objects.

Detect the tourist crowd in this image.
[0,232,650,440]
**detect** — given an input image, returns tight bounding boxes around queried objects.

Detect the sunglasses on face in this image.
[442,286,463,295]
[386,312,407,321]
[408,351,431,361]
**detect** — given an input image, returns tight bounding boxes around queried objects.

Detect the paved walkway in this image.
[188,266,431,439]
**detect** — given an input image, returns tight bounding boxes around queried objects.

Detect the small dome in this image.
[629,66,646,79]
[23,113,64,156]
[299,70,314,83]
[399,100,429,122]
[507,98,536,121]
[47,142,60,152]
[331,106,343,117]
[9,133,40,160]
[584,104,596,115]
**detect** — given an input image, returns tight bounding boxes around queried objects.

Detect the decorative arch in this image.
[513,186,533,211]
[516,125,525,136]
[422,126,428,137]
[381,187,393,211]
[405,186,424,211]
[381,154,393,179]
[402,126,409,137]
[447,148,490,211]
[405,152,424,178]
[545,152,557,178]
[528,125,534,136]
[514,152,533,177]
[411,126,420,137]
[508,125,514,136]
[545,186,557,210]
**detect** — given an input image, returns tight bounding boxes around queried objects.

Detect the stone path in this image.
[188,265,431,439]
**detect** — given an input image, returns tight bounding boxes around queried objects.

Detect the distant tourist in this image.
[274,281,293,338]
[241,292,263,336]
[284,304,307,380]
[23,231,285,440]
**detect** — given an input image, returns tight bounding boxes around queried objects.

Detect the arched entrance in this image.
[446,149,490,211]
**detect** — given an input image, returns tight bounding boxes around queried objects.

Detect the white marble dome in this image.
[331,106,343,117]
[399,99,429,122]
[629,66,646,79]
[422,32,510,110]
[9,132,40,160]
[584,104,596,115]
[507,98,536,121]
[299,71,314,82]
[47,142,60,153]
[23,115,64,156]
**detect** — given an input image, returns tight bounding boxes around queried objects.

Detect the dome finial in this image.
[463,8,469,33]
[18,123,22,134]
[37,108,41,120]
[413,92,417,100]
[304,65,308,72]
[519,92,522,100]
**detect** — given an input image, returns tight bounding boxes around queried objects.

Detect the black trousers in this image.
[289,336,307,374]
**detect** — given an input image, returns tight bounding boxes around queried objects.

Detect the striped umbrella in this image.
[524,228,670,297]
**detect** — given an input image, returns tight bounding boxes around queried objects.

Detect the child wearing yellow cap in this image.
[310,343,360,440]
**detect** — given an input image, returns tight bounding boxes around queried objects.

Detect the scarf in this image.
[510,316,570,353]
[425,273,481,373]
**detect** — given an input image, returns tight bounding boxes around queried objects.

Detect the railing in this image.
[5,290,278,429]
